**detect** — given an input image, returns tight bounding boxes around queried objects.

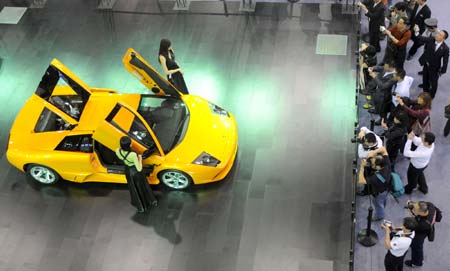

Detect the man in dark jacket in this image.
[405,201,441,267]
[407,17,439,59]
[358,0,386,52]
[381,111,408,169]
[409,0,431,38]
[367,61,397,124]
[418,30,449,98]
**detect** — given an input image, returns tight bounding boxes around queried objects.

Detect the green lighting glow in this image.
[185,71,222,103]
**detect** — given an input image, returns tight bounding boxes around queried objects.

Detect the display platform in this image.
[0,1,357,270]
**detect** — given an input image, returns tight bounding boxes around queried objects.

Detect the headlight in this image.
[192,152,221,167]
[208,102,229,117]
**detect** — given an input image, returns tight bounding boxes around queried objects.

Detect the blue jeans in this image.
[373,191,388,219]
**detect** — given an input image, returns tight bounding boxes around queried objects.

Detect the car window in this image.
[107,104,155,149]
[138,96,188,153]
[34,108,74,133]
[35,65,89,121]
[55,135,93,153]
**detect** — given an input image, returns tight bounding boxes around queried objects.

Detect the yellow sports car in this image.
[6,48,238,190]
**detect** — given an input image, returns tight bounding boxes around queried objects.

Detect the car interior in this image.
[138,98,188,153]
[34,108,74,133]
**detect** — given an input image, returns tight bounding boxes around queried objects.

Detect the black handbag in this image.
[428,224,435,242]
[445,104,450,119]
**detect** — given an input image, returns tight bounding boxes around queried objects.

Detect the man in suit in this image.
[367,61,397,124]
[407,0,431,59]
[407,18,439,60]
[358,0,386,52]
[418,30,449,99]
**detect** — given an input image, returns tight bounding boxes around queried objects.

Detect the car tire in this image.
[26,164,60,185]
[158,169,192,190]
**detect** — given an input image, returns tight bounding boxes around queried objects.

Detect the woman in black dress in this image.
[116,136,157,213]
[158,38,189,94]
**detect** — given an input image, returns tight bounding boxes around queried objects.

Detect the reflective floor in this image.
[0,1,357,271]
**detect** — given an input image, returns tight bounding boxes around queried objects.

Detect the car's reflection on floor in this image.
[18,165,235,245]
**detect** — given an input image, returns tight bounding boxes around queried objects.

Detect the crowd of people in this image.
[356,0,448,270]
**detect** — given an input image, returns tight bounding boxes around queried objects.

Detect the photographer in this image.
[382,217,417,271]
[381,111,408,169]
[358,147,391,220]
[381,17,411,70]
[403,131,435,194]
[358,0,385,52]
[357,126,383,159]
[404,201,442,267]
[367,61,397,124]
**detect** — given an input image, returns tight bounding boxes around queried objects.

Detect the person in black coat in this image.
[381,111,408,170]
[404,201,442,268]
[358,0,386,52]
[367,61,397,124]
[417,30,449,99]
[409,0,431,37]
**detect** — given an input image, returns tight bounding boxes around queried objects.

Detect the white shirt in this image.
[390,230,415,257]
[392,76,413,106]
[358,127,383,158]
[435,41,443,51]
[383,71,395,78]
[403,136,435,168]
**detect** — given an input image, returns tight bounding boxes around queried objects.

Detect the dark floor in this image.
[0,1,357,271]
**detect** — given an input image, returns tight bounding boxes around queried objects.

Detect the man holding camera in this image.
[407,18,439,60]
[382,17,411,70]
[382,217,417,271]
[358,147,391,220]
[357,126,383,159]
[367,61,397,124]
[404,200,442,267]
[358,0,386,52]
[403,131,435,194]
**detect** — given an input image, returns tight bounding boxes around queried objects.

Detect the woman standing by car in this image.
[158,38,189,94]
[116,136,157,213]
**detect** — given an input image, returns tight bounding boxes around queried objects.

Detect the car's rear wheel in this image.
[26,164,60,185]
[159,170,192,190]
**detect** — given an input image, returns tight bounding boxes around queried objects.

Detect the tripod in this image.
[357,168,379,247]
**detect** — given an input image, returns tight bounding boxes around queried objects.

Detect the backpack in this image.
[426,205,443,242]
[375,172,405,198]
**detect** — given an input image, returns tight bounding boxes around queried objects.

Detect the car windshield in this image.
[137,96,189,153]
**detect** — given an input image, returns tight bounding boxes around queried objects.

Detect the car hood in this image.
[165,95,236,165]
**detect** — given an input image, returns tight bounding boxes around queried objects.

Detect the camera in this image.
[405,201,415,210]
[351,137,365,144]
[383,219,393,228]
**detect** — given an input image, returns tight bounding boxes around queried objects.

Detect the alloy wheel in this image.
[28,165,58,184]
[160,170,191,190]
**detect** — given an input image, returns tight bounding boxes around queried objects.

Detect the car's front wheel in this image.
[26,164,60,185]
[158,170,192,190]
